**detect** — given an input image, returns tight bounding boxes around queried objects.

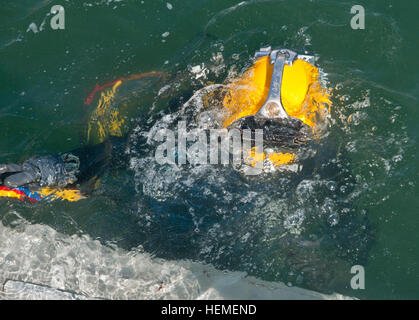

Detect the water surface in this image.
[0,0,418,299]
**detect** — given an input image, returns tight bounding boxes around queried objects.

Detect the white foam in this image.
[0,222,351,300]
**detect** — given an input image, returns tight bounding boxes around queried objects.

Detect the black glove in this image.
[0,153,80,188]
[0,162,39,188]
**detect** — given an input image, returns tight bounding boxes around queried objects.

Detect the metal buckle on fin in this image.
[254,47,313,119]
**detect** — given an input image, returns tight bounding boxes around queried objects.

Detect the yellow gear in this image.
[222,55,330,128]
[221,51,331,168]
[38,187,86,202]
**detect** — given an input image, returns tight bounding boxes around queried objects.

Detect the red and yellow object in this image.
[1,72,166,202]
[86,72,167,145]
[0,186,84,202]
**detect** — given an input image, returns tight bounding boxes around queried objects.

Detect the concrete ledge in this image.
[0,222,353,300]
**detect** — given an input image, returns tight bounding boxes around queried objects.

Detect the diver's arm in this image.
[0,164,23,174]
[0,136,128,190]
[0,163,28,187]
[0,154,79,188]
[70,136,129,192]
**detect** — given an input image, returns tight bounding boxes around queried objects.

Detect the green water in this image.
[1,0,418,299]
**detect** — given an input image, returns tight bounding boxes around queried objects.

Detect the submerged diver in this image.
[2,47,374,293]
[0,47,330,202]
